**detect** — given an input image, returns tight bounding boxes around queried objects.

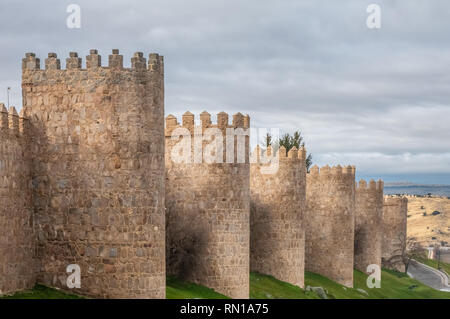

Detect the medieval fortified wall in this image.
[305,165,356,287]
[20,50,166,298]
[0,105,35,295]
[0,49,409,298]
[250,145,306,288]
[382,197,408,272]
[354,179,384,273]
[165,111,250,299]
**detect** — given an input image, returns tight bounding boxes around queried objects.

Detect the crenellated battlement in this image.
[356,179,384,192]
[384,196,408,206]
[308,164,356,181]
[165,111,250,137]
[22,50,163,73]
[0,104,29,139]
[21,50,165,110]
[250,145,306,164]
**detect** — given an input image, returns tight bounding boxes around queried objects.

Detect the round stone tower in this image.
[354,179,384,273]
[305,165,356,287]
[0,106,35,295]
[250,145,306,288]
[165,111,250,299]
[21,50,166,298]
[382,197,408,272]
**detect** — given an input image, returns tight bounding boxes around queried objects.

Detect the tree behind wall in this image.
[264,131,313,171]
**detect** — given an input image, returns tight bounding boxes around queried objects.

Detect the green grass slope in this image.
[3,269,449,299]
[0,285,83,299]
[166,276,230,299]
[251,269,449,299]
[165,269,450,299]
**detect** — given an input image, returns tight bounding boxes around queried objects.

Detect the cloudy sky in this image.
[1,0,449,184]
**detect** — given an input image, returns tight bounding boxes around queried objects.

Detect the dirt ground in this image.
[405,195,450,248]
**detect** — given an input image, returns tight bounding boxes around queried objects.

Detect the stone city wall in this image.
[165,111,250,298]
[250,145,306,288]
[354,179,384,273]
[305,165,356,287]
[0,105,35,295]
[21,50,166,298]
[382,197,408,272]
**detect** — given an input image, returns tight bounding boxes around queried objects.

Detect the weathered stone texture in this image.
[20,50,166,298]
[381,197,408,272]
[0,105,35,295]
[0,50,396,298]
[165,112,250,299]
[354,179,383,273]
[305,165,356,287]
[250,146,306,288]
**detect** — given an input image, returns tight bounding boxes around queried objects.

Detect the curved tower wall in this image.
[0,106,35,295]
[381,197,408,272]
[354,179,384,273]
[165,111,250,299]
[250,145,306,287]
[305,165,356,287]
[21,50,166,298]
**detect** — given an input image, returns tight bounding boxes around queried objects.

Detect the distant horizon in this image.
[382,183,450,197]
[384,182,450,187]
[356,173,450,186]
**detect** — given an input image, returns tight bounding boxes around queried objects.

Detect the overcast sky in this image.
[1,0,449,184]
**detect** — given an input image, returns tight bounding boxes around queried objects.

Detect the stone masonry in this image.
[0,50,406,298]
[165,111,250,299]
[354,179,384,273]
[0,105,35,295]
[19,50,166,298]
[250,145,306,288]
[382,197,408,272]
[305,165,356,287]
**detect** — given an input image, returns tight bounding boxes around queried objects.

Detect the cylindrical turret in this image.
[0,105,35,295]
[354,179,384,273]
[21,50,166,298]
[165,111,250,299]
[305,165,356,287]
[381,197,408,272]
[250,146,306,287]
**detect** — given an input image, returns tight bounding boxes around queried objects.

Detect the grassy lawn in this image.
[0,285,83,299]
[166,276,230,299]
[3,269,449,299]
[352,269,449,299]
[166,269,450,299]
[250,269,450,299]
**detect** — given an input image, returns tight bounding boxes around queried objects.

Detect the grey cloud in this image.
[1,0,449,182]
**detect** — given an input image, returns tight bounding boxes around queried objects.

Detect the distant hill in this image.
[407,196,450,247]
[385,182,450,187]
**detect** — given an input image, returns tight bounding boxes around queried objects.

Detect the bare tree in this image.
[401,237,426,274]
[382,236,425,273]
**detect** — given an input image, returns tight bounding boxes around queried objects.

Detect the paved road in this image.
[408,260,450,292]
